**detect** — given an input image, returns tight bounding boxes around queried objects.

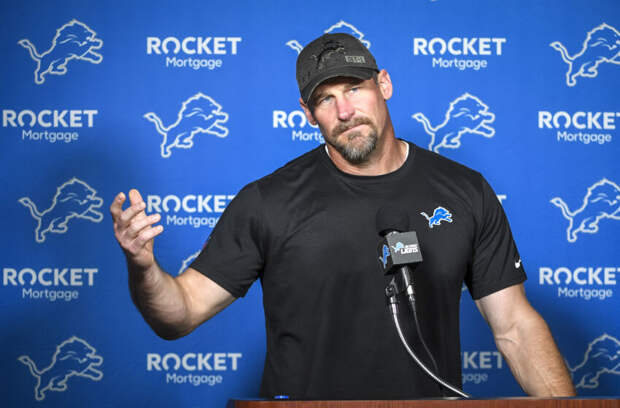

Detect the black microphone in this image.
[376,206,422,280]
[375,207,469,398]
[376,204,410,238]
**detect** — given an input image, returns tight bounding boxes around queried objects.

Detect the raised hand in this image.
[110,189,163,270]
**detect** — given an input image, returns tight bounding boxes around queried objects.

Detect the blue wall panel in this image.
[1,1,618,406]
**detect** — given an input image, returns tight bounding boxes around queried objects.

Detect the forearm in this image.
[112,190,210,339]
[495,310,576,396]
[127,259,193,340]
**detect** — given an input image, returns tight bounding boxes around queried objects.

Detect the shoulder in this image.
[254,146,325,195]
[411,142,483,182]
[264,146,323,179]
[409,143,489,204]
[227,146,325,217]
[408,143,501,229]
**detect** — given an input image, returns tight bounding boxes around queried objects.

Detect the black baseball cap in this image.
[296,33,379,104]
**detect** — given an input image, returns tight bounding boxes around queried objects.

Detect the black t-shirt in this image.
[191,142,526,399]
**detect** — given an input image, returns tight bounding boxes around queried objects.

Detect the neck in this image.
[326,125,407,176]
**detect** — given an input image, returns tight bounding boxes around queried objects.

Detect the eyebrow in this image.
[309,77,366,108]
[309,90,328,107]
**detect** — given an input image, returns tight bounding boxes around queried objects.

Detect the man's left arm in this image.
[475,284,576,396]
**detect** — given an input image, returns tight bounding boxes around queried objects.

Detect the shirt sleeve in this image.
[465,176,527,300]
[189,182,265,298]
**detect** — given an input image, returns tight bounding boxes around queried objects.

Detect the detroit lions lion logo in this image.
[286,21,370,54]
[378,244,390,269]
[19,178,104,243]
[178,250,201,275]
[550,23,620,87]
[18,336,103,401]
[569,333,620,389]
[412,93,495,153]
[421,207,453,228]
[550,178,620,243]
[144,93,229,158]
[391,242,405,253]
[18,19,103,85]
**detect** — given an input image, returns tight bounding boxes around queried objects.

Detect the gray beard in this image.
[327,130,378,164]
[323,117,379,164]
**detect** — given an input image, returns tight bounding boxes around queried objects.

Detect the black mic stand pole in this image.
[384,269,470,399]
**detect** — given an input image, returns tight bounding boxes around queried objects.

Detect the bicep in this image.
[475,283,535,336]
[176,267,236,326]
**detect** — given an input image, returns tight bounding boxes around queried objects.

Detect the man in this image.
[111,33,575,399]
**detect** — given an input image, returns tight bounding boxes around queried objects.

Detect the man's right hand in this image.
[110,189,163,270]
[110,188,235,340]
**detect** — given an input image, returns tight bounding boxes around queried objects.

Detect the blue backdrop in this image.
[1,1,619,407]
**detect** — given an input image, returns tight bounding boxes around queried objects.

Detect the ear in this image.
[299,98,317,126]
[377,69,393,100]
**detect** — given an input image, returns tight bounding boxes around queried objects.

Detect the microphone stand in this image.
[385,268,470,399]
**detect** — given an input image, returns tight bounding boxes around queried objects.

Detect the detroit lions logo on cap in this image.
[421,206,453,228]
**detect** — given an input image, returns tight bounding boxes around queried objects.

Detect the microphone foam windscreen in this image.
[376,205,409,236]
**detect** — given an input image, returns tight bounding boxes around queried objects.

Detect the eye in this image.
[317,95,333,106]
[349,86,361,93]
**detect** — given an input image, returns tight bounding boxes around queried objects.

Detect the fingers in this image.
[131,223,164,250]
[123,222,164,258]
[119,200,146,228]
[110,189,163,256]
[109,192,126,220]
[129,189,144,206]
[110,190,147,229]
[125,213,161,240]
[111,189,145,220]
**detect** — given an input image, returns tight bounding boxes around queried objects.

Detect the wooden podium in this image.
[227,398,620,408]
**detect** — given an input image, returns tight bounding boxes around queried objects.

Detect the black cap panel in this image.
[296,33,379,103]
[300,66,376,106]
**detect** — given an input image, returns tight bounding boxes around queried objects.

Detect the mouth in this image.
[334,119,372,138]
[341,123,366,134]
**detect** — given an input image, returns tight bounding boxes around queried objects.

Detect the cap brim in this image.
[301,66,378,104]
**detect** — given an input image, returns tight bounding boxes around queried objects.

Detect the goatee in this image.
[326,117,378,164]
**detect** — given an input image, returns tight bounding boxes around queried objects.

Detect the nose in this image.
[335,96,355,121]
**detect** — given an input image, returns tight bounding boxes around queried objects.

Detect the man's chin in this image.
[333,137,377,164]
